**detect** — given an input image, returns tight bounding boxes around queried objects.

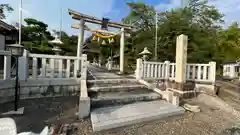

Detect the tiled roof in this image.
[0,20,17,31]
[223,60,238,64]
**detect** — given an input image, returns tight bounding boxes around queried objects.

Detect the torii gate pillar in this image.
[77,19,85,57]
[120,28,125,73]
[77,19,85,70]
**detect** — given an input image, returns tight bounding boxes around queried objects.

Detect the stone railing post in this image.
[164,61,170,79]
[98,59,101,67]
[136,58,143,79]
[18,49,29,81]
[107,60,113,70]
[209,61,216,83]
[81,54,87,80]
[3,51,11,80]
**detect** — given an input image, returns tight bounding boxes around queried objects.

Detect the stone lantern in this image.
[48,35,64,77]
[4,44,24,114]
[49,35,63,55]
[139,47,151,61]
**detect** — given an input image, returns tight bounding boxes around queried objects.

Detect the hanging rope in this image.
[92,32,118,39]
[85,25,121,39]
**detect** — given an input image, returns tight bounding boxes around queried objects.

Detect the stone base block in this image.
[78,97,90,119]
[166,80,196,98]
[166,81,195,91]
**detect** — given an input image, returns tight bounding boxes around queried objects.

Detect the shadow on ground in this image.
[0,96,79,133]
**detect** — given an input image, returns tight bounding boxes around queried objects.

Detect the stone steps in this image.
[91,100,185,132]
[217,81,240,93]
[88,84,146,92]
[220,96,240,111]
[90,90,161,108]
[88,78,163,109]
[87,79,138,85]
[87,66,184,132]
[216,81,240,112]
[88,78,161,109]
[87,79,140,88]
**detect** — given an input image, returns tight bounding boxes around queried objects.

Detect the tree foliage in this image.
[84,0,240,72]
[21,18,54,54]
[121,0,227,65]
[21,18,78,55]
[0,4,13,20]
[3,1,240,73]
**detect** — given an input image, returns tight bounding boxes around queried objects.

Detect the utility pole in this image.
[154,12,158,60]
[60,0,62,40]
[19,0,22,45]
[181,0,190,8]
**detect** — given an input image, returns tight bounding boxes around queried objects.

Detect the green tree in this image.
[123,2,156,31]
[217,22,240,61]
[0,4,13,20]
[21,18,54,54]
[124,0,224,63]
[52,30,78,56]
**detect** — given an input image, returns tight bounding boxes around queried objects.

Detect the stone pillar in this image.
[98,57,101,67]
[136,58,143,79]
[107,59,113,70]
[3,52,11,80]
[77,19,85,70]
[81,54,87,80]
[79,54,89,118]
[18,49,29,81]
[164,61,170,79]
[175,34,188,90]
[209,61,216,83]
[120,28,125,73]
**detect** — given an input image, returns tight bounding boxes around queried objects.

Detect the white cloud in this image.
[208,0,240,27]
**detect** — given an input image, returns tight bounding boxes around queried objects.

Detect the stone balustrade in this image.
[0,50,88,103]
[136,59,216,84]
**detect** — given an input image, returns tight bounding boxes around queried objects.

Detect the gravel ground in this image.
[0,95,239,135]
[77,98,238,135]
[0,96,79,133]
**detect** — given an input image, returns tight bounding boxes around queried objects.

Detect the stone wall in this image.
[0,79,81,103]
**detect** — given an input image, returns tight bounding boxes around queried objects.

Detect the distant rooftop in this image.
[0,20,17,32]
[223,60,239,65]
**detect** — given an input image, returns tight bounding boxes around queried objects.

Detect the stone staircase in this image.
[87,79,162,108]
[216,80,240,111]
[87,78,185,132]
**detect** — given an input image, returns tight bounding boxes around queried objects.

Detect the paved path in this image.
[88,65,127,80]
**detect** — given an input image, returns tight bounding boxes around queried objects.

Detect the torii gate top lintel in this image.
[68,8,129,74]
[68,9,134,30]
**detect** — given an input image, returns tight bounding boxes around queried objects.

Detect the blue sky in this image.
[2,0,240,37]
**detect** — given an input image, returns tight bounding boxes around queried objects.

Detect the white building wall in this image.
[0,34,5,50]
[223,65,227,77]
[230,65,235,78]
[223,64,239,79]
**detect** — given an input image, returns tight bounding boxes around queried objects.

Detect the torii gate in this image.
[68,9,134,73]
